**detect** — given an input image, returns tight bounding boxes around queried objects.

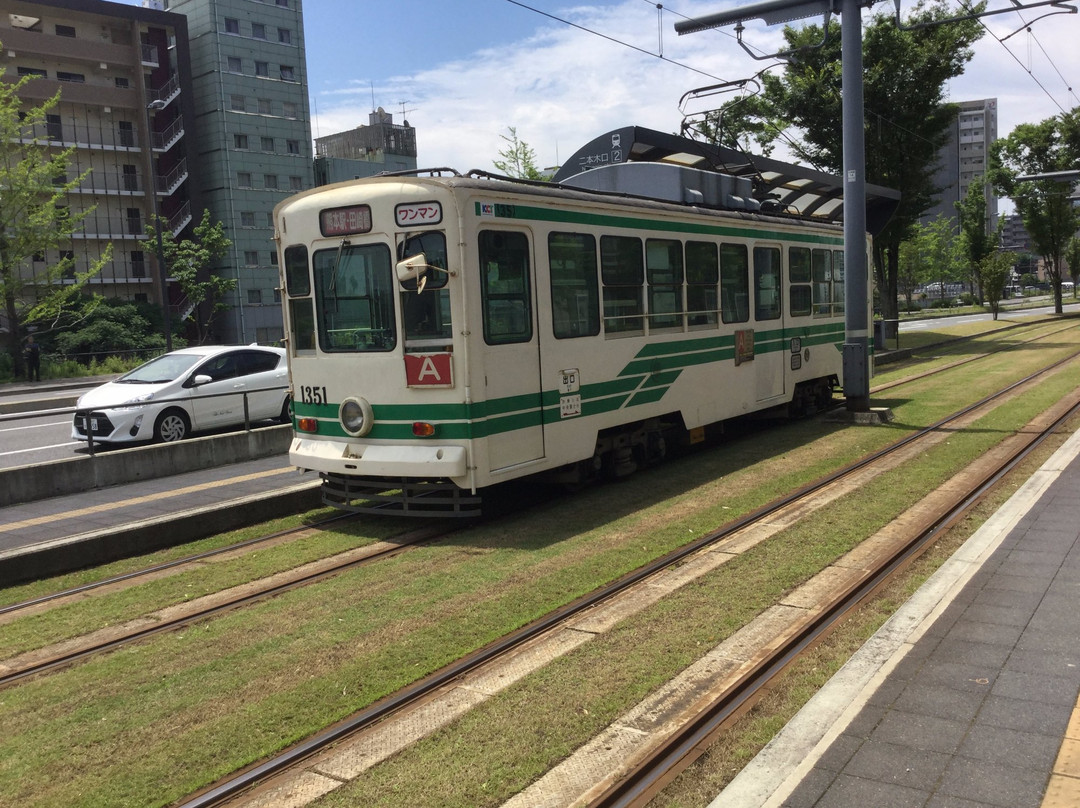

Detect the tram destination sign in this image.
[319,205,372,237]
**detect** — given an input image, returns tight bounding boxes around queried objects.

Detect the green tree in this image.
[956,176,994,302]
[897,238,923,309]
[493,127,549,180]
[988,108,1080,314]
[980,248,1012,319]
[707,1,984,326]
[146,208,234,344]
[0,64,111,376]
[1065,236,1080,296]
[52,298,168,363]
[918,214,965,304]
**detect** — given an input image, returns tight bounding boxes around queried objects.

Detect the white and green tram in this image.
[274,162,866,515]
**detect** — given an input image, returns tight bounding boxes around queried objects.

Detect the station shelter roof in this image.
[551,125,900,236]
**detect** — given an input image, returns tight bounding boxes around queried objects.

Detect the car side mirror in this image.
[191,374,213,386]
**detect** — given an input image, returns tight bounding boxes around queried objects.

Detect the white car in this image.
[72,344,290,444]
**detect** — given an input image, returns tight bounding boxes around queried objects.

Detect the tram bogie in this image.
[274,164,866,516]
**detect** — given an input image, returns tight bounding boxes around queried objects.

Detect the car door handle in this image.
[233,383,244,389]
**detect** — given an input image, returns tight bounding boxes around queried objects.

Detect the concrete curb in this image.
[0,480,322,587]
[0,424,293,508]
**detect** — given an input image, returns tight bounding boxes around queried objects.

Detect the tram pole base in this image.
[827,406,895,425]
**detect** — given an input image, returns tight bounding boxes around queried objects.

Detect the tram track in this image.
[871,318,1079,393]
[0,521,454,688]
[0,512,357,621]
[168,350,1080,808]
[4,319,1072,629]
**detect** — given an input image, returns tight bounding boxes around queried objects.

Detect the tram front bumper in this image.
[290,437,468,479]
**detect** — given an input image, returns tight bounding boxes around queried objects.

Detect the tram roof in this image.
[551,126,900,237]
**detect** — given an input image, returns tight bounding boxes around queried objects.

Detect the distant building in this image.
[0,0,312,346]
[1000,213,1033,255]
[0,0,197,321]
[922,98,999,234]
[314,107,417,185]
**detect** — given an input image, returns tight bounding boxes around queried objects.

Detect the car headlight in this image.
[340,397,374,436]
[116,392,156,410]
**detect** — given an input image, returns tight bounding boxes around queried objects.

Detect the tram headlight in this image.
[339,396,374,436]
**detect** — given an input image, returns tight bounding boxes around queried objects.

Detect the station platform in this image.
[712,428,1080,808]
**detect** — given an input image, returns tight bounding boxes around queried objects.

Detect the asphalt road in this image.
[0,381,99,471]
[898,298,1080,332]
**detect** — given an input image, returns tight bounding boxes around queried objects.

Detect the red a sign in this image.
[404,353,453,387]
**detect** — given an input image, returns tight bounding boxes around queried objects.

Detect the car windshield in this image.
[117,353,205,384]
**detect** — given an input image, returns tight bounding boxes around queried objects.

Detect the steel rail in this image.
[0,522,449,689]
[871,320,1079,394]
[0,512,355,618]
[173,349,1080,808]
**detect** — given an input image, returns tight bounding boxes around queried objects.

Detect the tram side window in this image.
[600,235,644,335]
[479,230,532,345]
[548,232,600,339]
[832,250,845,314]
[720,243,749,324]
[313,243,396,352]
[399,231,452,344]
[284,245,315,352]
[647,239,683,331]
[754,247,782,321]
[812,248,831,316]
[686,241,719,328]
[284,244,310,295]
[788,246,812,317]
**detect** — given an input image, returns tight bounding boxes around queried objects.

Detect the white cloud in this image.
[310,2,772,172]
[309,1,1079,176]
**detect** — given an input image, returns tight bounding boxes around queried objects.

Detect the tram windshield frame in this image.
[313,242,397,352]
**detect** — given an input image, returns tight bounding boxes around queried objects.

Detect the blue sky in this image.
[123,1,1080,173]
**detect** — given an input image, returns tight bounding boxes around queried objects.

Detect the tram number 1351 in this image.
[298,385,329,405]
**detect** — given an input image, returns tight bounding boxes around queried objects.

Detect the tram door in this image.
[477,229,545,470]
[753,245,786,402]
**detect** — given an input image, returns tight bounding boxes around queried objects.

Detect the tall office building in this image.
[922,98,999,233]
[164,0,312,344]
[0,0,196,320]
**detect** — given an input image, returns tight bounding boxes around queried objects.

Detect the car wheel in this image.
[278,397,293,424]
[154,409,190,442]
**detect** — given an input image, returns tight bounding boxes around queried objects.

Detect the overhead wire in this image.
[954,0,1075,115]
[501,0,729,82]
[502,0,1075,168]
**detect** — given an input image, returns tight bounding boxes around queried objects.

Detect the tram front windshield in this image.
[313,243,397,352]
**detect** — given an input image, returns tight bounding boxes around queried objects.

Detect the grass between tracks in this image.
[0,319,1078,808]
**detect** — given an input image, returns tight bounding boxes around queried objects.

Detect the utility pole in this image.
[676,0,873,412]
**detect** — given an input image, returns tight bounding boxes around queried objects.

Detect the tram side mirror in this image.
[396,253,429,284]
[396,252,455,294]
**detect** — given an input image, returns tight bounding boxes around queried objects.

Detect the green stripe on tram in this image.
[292,324,847,440]
[473,201,845,246]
